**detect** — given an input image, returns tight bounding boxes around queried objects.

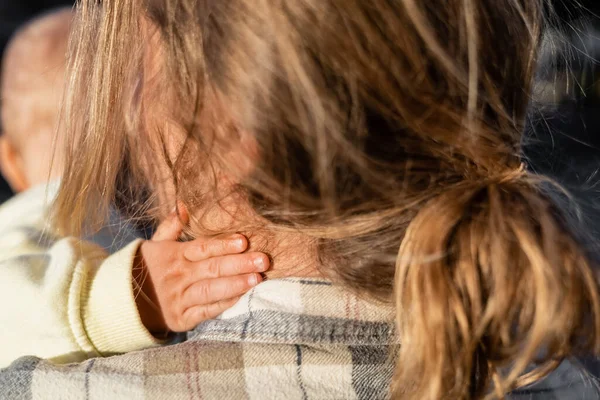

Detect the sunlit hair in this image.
[56,0,600,398]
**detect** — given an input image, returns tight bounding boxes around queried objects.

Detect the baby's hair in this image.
[56,0,600,398]
[0,7,72,150]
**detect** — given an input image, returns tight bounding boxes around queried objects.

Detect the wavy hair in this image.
[55,0,600,398]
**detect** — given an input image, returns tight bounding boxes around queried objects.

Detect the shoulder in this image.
[0,340,393,400]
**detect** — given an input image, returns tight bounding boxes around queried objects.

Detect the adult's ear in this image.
[0,136,28,193]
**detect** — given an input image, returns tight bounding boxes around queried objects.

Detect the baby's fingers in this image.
[187,253,269,283]
[178,297,242,331]
[183,273,262,309]
[153,207,188,241]
[184,234,248,261]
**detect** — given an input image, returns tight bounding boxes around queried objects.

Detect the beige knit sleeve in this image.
[0,234,163,367]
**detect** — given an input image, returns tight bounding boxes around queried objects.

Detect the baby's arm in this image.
[0,214,267,367]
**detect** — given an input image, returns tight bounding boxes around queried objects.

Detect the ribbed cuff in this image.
[81,239,165,355]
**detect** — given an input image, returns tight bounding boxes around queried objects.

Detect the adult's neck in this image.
[187,191,322,279]
[244,227,322,280]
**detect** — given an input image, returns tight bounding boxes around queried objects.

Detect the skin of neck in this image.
[246,228,322,280]
[185,189,322,280]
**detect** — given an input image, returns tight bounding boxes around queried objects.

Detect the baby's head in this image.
[0,8,71,193]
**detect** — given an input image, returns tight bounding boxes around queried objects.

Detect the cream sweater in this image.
[0,184,162,367]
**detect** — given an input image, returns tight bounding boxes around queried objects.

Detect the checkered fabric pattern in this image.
[2,277,598,399]
[0,278,398,400]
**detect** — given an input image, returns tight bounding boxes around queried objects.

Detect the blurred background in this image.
[527,0,600,245]
[0,0,599,208]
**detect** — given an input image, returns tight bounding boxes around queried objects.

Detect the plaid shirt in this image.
[0,277,598,399]
[0,278,397,399]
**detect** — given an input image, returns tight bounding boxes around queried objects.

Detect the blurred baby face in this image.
[0,9,71,191]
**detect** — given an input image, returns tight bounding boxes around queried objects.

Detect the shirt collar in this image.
[189,278,396,346]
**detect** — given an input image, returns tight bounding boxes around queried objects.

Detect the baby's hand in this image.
[135,211,268,335]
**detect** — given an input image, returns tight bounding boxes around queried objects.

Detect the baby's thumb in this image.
[152,204,189,241]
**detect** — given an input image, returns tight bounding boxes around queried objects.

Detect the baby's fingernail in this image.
[253,256,267,271]
[248,273,260,286]
[232,236,245,249]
